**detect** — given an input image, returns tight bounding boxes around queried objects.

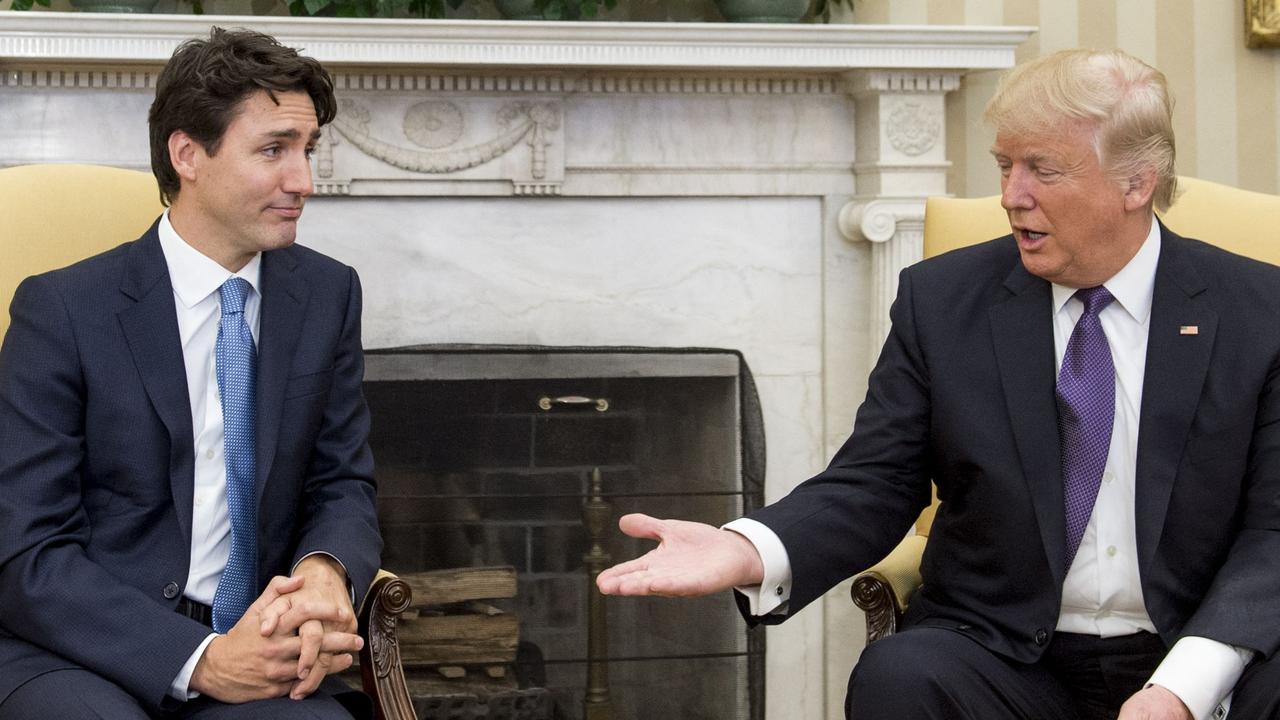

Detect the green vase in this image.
[494,0,542,19]
[714,0,809,22]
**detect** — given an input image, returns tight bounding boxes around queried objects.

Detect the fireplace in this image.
[364,346,765,720]
[1,16,1030,716]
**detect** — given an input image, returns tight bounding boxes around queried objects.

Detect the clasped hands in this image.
[190,555,361,703]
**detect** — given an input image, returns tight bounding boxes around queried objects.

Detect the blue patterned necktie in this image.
[211,277,258,633]
[1057,286,1116,569]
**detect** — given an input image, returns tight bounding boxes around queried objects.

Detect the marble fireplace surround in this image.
[0,15,1031,720]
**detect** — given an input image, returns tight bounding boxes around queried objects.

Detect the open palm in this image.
[596,513,764,597]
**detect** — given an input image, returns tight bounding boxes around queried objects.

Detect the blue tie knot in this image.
[1075,286,1114,317]
[219,277,251,317]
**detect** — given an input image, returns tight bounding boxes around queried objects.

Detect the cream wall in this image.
[851,0,1280,199]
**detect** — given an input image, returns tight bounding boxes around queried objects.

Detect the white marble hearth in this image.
[0,15,1031,719]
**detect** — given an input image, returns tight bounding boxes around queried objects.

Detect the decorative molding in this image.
[569,162,855,174]
[513,182,562,196]
[313,180,351,195]
[316,125,339,179]
[331,98,560,176]
[0,68,845,95]
[0,13,1033,72]
[885,97,940,157]
[1,67,156,89]
[846,70,963,96]
[336,73,573,93]
[403,100,465,149]
[574,74,841,95]
[334,73,844,95]
[841,197,927,360]
[838,198,925,244]
[853,161,951,175]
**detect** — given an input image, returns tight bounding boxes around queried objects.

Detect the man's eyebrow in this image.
[263,128,323,142]
[988,147,1055,165]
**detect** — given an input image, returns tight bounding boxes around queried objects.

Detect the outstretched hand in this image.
[595,513,765,597]
[1117,685,1193,720]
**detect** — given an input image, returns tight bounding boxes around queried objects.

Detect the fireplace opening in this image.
[363,346,765,720]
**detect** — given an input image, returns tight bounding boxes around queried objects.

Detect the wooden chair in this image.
[850,176,1280,643]
[0,163,416,720]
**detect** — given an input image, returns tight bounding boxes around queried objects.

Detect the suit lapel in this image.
[255,247,308,502]
[116,226,196,545]
[988,262,1069,584]
[1135,227,1216,572]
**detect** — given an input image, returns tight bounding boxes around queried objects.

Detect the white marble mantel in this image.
[0,15,1031,720]
[1,13,1026,69]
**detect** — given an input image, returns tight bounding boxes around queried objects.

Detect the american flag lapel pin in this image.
[1179,325,1199,335]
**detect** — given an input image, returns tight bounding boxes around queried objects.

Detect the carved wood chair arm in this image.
[359,571,417,720]
[850,534,927,644]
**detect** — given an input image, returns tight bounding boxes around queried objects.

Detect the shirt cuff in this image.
[722,518,792,616]
[169,632,218,701]
[294,550,356,605]
[1147,636,1253,720]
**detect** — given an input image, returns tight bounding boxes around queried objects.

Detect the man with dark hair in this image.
[0,27,381,720]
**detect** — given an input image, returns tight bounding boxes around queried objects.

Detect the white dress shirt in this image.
[728,218,1251,720]
[158,212,262,699]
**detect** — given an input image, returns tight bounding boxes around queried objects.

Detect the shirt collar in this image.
[1051,216,1160,325]
[158,210,262,309]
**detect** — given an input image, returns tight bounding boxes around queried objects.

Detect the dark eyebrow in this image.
[264,128,323,142]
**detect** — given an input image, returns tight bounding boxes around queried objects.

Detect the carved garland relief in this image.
[317,97,564,194]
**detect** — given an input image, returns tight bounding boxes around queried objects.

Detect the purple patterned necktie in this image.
[1057,286,1115,569]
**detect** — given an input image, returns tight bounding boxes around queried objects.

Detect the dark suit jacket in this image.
[0,222,382,710]
[746,224,1280,664]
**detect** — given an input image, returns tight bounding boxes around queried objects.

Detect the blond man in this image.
[598,49,1280,720]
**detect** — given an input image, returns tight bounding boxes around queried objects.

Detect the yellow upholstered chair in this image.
[0,164,416,720]
[850,176,1280,642]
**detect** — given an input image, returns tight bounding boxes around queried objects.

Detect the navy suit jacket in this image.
[0,222,382,710]
[746,225,1280,664]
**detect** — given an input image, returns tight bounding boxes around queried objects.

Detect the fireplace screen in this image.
[363,346,765,720]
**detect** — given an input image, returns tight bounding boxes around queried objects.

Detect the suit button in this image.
[1034,628,1049,646]
[162,582,180,599]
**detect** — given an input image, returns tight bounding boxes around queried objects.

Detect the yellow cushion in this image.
[923,176,1280,266]
[1,164,164,338]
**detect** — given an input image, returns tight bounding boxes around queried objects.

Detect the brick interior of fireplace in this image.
[364,349,764,720]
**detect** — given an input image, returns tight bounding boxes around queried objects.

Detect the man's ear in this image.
[167,130,201,185]
[1123,167,1158,211]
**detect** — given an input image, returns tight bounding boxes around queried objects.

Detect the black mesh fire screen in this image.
[362,346,765,720]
